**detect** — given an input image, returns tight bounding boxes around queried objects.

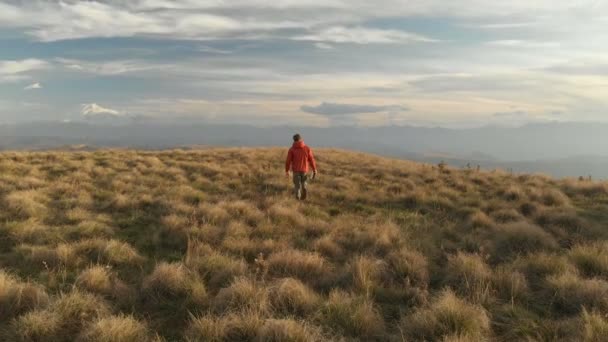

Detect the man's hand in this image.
[285,171,290,178]
[312,171,317,180]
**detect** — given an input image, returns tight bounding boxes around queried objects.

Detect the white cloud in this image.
[0,59,48,75]
[294,26,435,44]
[314,42,334,49]
[56,58,167,76]
[301,102,408,115]
[81,103,122,116]
[4,1,605,42]
[24,82,42,90]
[486,40,561,49]
[0,59,48,83]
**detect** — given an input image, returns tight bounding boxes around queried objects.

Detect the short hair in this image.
[293,134,302,142]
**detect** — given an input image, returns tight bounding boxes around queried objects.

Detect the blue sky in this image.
[1,0,607,127]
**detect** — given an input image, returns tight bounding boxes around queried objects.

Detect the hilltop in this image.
[1,148,608,341]
[3,121,608,178]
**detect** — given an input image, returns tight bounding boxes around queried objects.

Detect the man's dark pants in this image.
[292,172,308,200]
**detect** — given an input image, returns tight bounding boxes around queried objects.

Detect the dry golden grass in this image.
[0,147,607,340]
[321,290,385,339]
[77,315,154,342]
[569,242,608,278]
[143,262,207,306]
[0,270,49,320]
[269,278,320,316]
[443,252,492,304]
[400,290,491,341]
[581,309,608,342]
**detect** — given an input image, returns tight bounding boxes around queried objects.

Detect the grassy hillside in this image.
[1,148,608,341]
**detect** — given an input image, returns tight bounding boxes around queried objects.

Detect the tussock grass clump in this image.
[256,319,322,342]
[198,203,231,225]
[569,242,608,278]
[580,309,608,341]
[222,201,264,226]
[6,219,59,244]
[52,291,111,326]
[16,243,76,268]
[468,210,494,228]
[547,273,608,314]
[351,255,388,295]
[502,185,525,201]
[186,249,247,291]
[400,290,490,341]
[74,239,144,266]
[267,250,331,285]
[330,221,401,256]
[10,309,62,342]
[13,290,114,340]
[513,253,575,285]
[69,220,115,239]
[268,203,307,228]
[386,248,429,288]
[75,266,131,302]
[5,189,48,219]
[313,236,344,259]
[269,278,320,316]
[490,222,558,262]
[77,315,153,342]
[186,313,264,342]
[443,253,492,303]
[561,179,608,197]
[143,262,207,305]
[0,270,49,320]
[490,208,523,223]
[490,305,547,341]
[213,277,269,314]
[320,290,385,339]
[541,188,570,207]
[492,268,528,303]
[76,266,113,294]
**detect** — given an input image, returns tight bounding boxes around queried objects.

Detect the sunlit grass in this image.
[0,148,607,340]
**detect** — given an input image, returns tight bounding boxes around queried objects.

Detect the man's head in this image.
[293,134,302,142]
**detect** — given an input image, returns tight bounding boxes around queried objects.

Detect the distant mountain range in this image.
[1,121,607,179]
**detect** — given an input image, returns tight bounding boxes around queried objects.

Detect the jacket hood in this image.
[292,141,306,148]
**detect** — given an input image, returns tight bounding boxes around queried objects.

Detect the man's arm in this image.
[308,148,317,173]
[285,149,293,174]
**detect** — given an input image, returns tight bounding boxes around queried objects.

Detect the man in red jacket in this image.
[285,134,317,200]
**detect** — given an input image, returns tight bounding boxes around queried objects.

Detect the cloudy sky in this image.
[1,0,607,127]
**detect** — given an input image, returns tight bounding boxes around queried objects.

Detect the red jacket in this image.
[286,141,317,173]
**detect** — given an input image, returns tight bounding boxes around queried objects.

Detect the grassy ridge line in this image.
[0,148,607,341]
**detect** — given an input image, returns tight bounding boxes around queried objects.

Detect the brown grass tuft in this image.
[77,315,152,342]
[490,222,558,262]
[320,290,385,339]
[443,253,492,303]
[541,188,570,207]
[569,242,608,278]
[186,313,263,342]
[269,278,320,316]
[38,290,112,338]
[580,309,608,342]
[267,250,331,285]
[256,319,322,342]
[213,277,269,314]
[10,309,62,341]
[0,270,49,320]
[143,262,207,305]
[400,290,490,341]
[547,272,608,314]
